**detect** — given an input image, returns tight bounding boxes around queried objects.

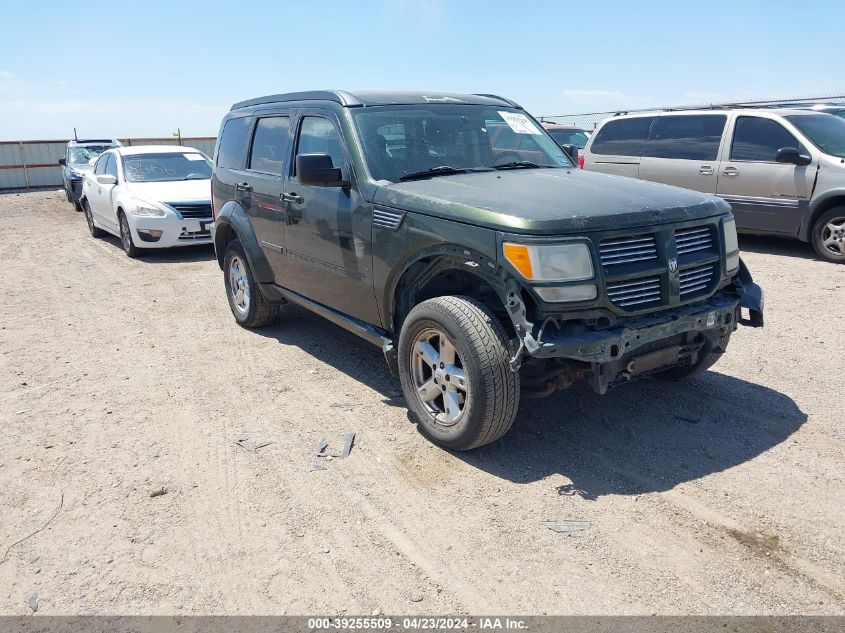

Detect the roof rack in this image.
[231,91,362,111]
[472,93,522,109]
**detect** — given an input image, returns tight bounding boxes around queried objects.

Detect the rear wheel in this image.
[118,212,140,258]
[223,239,279,328]
[82,199,105,238]
[811,207,845,263]
[398,296,520,450]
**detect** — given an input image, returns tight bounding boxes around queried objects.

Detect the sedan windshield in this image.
[351,105,571,182]
[122,152,212,183]
[69,145,112,164]
[786,114,845,159]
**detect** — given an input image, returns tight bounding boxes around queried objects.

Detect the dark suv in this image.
[211,91,764,450]
[58,139,121,210]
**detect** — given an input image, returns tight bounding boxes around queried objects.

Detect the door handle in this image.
[235,182,252,192]
[698,165,714,175]
[281,192,304,204]
[722,166,740,176]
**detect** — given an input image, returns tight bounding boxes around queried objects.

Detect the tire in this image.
[398,296,520,450]
[74,200,83,212]
[811,207,845,263]
[82,199,105,238]
[655,331,731,381]
[223,239,279,328]
[118,211,140,258]
[65,187,72,203]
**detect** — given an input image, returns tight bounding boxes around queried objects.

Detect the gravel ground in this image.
[0,190,843,615]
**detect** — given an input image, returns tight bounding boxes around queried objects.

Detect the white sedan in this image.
[81,145,213,257]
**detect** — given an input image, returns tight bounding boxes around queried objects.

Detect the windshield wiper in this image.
[492,161,557,170]
[398,165,493,181]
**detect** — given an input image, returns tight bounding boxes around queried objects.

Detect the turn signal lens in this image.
[503,243,533,279]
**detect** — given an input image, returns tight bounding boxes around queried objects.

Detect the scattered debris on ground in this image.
[149,488,167,499]
[543,519,591,533]
[1,492,64,564]
[27,592,38,612]
[233,438,273,453]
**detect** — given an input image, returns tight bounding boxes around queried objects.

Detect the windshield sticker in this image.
[185,154,205,161]
[498,111,542,135]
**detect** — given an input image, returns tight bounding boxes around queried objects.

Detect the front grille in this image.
[679,264,715,297]
[599,234,658,267]
[178,231,211,241]
[675,226,713,256]
[169,203,212,219]
[607,276,662,308]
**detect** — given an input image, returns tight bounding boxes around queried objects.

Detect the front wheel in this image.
[223,239,279,328]
[398,296,520,450]
[811,207,845,263]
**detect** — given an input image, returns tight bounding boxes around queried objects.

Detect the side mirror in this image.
[296,153,346,187]
[58,158,67,166]
[775,147,811,166]
[96,174,117,185]
[560,144,579,163]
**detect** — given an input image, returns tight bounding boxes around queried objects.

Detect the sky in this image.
[0,0,842,140]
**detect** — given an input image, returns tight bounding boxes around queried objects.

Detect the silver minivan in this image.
[583,108,845,263]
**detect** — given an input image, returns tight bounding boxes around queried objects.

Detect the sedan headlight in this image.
[723,217,740,272]
[129,199,168,217]
[503,242,594,281]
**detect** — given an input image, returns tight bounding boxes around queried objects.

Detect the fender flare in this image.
[212,200,274,284]
[800,189,845,241]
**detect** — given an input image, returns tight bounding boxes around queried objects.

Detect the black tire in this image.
[223,239,279,328]
[118,211,140,258]
[65,187,72,203]
[811,207,845,263]
[82,199,105,238]
[655,331,731,381]
[74,200,83,212]
[398,296,520,450]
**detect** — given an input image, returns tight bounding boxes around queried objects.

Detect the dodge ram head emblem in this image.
[668,258,678,273]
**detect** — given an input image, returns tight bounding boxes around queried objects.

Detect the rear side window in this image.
[643,115,726,161]
[731,116,803,162]
[216,116,251,169]
[590,117,654,156]
[248,116,290,175]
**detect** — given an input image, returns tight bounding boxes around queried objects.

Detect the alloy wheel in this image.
[410,327,468,426]
[821,216,845,257]
[228,255,251,316]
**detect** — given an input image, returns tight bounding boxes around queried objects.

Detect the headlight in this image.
[503,242,594,281]
[129,200,168,217]
[723,217,739,272]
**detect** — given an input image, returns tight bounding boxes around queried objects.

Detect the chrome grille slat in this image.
[675,226,714,256]
[599,233,657,267]
[606,276,662,308]
[679,264,714,296]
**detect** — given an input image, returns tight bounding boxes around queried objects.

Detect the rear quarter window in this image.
[590,117,654,156]
[216,116,251,169]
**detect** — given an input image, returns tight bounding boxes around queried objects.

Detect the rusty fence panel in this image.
[0,137,217,192]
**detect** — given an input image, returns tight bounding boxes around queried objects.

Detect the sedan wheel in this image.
[119,213,139,258]
[812,207,845,263]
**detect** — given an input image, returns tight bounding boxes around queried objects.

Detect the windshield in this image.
[351,105,571,182]
[786,114,845,159]
[546,129,590,149]
[122,152,212,183]
[68,145,112,164]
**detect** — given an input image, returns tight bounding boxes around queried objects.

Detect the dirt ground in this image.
[1,189,843,616]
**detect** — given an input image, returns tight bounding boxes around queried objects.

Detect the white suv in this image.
[583,108,845,263]
[81,146,213,257]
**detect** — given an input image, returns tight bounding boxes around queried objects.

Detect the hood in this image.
[68,162,93,174]
[373,168,729,234]
[124,179,211,203]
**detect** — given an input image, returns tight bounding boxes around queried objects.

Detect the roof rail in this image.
[231,91,363,111]
[473,93,523,109]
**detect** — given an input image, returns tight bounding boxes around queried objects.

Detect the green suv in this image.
[210,91,764,450]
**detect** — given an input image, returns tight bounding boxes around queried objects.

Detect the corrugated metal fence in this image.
[0,137,217,191]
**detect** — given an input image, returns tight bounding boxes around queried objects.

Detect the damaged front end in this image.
[507,258,764,396]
